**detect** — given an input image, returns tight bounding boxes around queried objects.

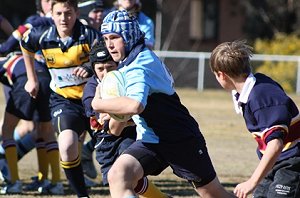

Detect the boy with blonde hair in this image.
[210,40,300,198]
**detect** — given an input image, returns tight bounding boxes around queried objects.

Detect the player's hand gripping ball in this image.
[100,70,132,122]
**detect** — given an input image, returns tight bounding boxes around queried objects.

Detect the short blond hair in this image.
[210,40,253,78]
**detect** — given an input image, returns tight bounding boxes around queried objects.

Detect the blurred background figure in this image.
[113,0,155,49]
[0,15,14,42]
[79,0,105,30]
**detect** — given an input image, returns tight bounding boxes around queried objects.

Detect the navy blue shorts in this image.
[6,72,51,122]
[123,137,216,187]
[49,92,89,135]
[95,126,136,185]
[253,156,300,198]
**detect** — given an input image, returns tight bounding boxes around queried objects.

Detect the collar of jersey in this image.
[238,73,256,104]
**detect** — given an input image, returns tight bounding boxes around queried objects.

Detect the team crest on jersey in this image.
[45,54,55,64]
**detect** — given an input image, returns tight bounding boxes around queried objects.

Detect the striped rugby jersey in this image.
[21,20,101,99]
[235,73,300,161]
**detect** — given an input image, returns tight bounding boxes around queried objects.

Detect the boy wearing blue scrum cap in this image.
[210,40,300,198]
[82,41,171,198]
[92,10,235,198]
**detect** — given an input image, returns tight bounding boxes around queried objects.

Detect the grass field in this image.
[2,87,299,197]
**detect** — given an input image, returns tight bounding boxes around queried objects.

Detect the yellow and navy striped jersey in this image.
[21,20,101,99]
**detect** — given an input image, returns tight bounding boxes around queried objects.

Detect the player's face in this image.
[88,8,104,29]
[94,61,118,80]
[41,0,51,16]
[118,0,136,10]
[51,2,78,38]
[103,33,126,62]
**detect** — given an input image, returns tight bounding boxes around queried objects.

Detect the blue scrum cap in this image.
[101,10,143,53]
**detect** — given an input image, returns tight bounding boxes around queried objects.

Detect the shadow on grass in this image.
[14,179,238,197]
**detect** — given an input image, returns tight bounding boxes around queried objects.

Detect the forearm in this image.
[92,96,143,115]
[22,52,37,81]
[0,18,14,36]
[250,139,283,185]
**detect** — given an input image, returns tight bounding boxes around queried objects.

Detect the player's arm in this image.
[73,61,93,78]
[92,74,145,115]
[107,118,128,136]
[20,28,42,98]
[0,16,14,36]
[99,114,134,136]
[22,51,39,98]
[92,95,144,115]
[234,138,283,198]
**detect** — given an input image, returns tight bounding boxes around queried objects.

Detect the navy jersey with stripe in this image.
[241,73,300,161]
[20,20,101,99]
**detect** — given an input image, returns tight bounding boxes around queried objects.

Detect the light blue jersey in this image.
[119,48,200,143]
[137,12,155,48]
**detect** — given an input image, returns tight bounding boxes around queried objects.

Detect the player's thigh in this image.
[123,141,168,176]
[50,93,89,135]
[6,76,36,120]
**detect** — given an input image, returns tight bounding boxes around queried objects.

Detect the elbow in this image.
[91,98,101,112]
[130,100,144,114]
[136,104,144,114]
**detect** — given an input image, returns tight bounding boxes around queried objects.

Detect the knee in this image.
[107,164,121,185]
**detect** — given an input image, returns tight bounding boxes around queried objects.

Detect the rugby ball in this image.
[100,70,131,122]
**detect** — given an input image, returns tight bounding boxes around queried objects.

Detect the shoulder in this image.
[253,73,285,94]
[248,73,289,107]
[77,21,101,42]
[129,48,156,67]
[22,25,50,45]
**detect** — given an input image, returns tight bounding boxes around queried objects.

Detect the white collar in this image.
[232,73,256,114]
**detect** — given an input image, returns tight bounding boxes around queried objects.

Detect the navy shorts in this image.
[253,156,300,198]
[95,126,136,185]
[49,92,90,135]
[123,137,216,187]
[6,72,51,122]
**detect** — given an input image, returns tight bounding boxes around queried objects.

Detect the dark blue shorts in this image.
[95,126,136,185]
[6,72,51,122]
[49,92,89,135]
[123,137,216,187]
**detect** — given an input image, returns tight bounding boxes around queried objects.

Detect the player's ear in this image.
[216,71,224,78]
